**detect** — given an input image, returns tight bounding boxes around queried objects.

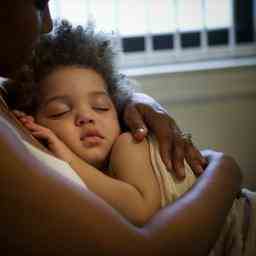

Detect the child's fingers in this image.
[21,120,35,128]
[13,110,26,117]
[29,125,54,142]
[13,110,34,122]
[24,115,35,122]
[25,121,47,132]
[13,110,35,123]
[25,122,56,141]
[13,110,25,116]
[19,117,35,125]
[31,129,60,150]
[23,121,45,134]
[31,130,51,140]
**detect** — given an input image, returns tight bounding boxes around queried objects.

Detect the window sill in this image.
[121,56,256,78]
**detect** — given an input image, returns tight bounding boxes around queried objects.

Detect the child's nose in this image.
[75,115,93,126]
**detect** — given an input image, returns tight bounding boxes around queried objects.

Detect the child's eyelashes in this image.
[49,111,69,118]
[93,107,110,112]
[46,104,110,119]
[47,107,109,119]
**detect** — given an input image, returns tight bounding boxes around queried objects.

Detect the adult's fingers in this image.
[184,141,207,176]
[171,132,186,179]
[156,131,173,172]
[156,132,186,180]
[142,108,186,179]
[123,103,148,141]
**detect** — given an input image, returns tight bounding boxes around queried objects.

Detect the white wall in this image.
[131,65,256,189]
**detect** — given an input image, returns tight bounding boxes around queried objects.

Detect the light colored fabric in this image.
[243,189,256,255]
[148,134,196,207]
[22,140,88,189]
[148,134,256,256]
[209,197,246,256]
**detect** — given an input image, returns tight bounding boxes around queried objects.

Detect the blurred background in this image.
[49,0,256,188]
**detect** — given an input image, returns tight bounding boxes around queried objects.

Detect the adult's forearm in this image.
[143,153,242,255]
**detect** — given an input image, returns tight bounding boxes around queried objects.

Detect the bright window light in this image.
[48,0,255,70]
[177,0,204,32]
[205,0,232,29]
[48,0,58,18]
[58,0,87,26]
[149,0,176,34]
[88,0,117,32]
[118,0,147,36]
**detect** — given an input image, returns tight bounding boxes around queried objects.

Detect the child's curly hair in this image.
[4,20,133,118]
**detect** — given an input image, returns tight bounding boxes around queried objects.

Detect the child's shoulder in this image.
[110,132,149,169]
[112,132,148,153]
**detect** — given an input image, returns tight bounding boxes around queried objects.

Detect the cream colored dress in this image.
[148,134,256,256]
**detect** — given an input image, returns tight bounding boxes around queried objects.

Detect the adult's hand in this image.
[200,149,242,190]
[201,149,242,177]
[123,93,207,179]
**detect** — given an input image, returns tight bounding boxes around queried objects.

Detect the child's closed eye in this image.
[93,107,110,112]
[49,111,69,118]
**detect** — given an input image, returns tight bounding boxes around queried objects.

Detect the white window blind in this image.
[205,0,232,29]
[49,0,256,69]
[177,0,204,32]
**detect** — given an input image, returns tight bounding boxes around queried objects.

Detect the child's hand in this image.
[13,110,35,124]
[13,110,75,163]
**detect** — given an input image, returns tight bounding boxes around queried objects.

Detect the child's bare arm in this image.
[109,132,161,224]
[69,132,161,226]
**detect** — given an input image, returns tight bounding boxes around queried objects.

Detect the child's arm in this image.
[15,112,161,226]
[69,132,161,226]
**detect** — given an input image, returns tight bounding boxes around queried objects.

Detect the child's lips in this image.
[80,131,104,145]
[82,136,103,145]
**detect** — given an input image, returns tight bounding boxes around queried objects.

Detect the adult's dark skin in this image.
[0,1,242,255]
